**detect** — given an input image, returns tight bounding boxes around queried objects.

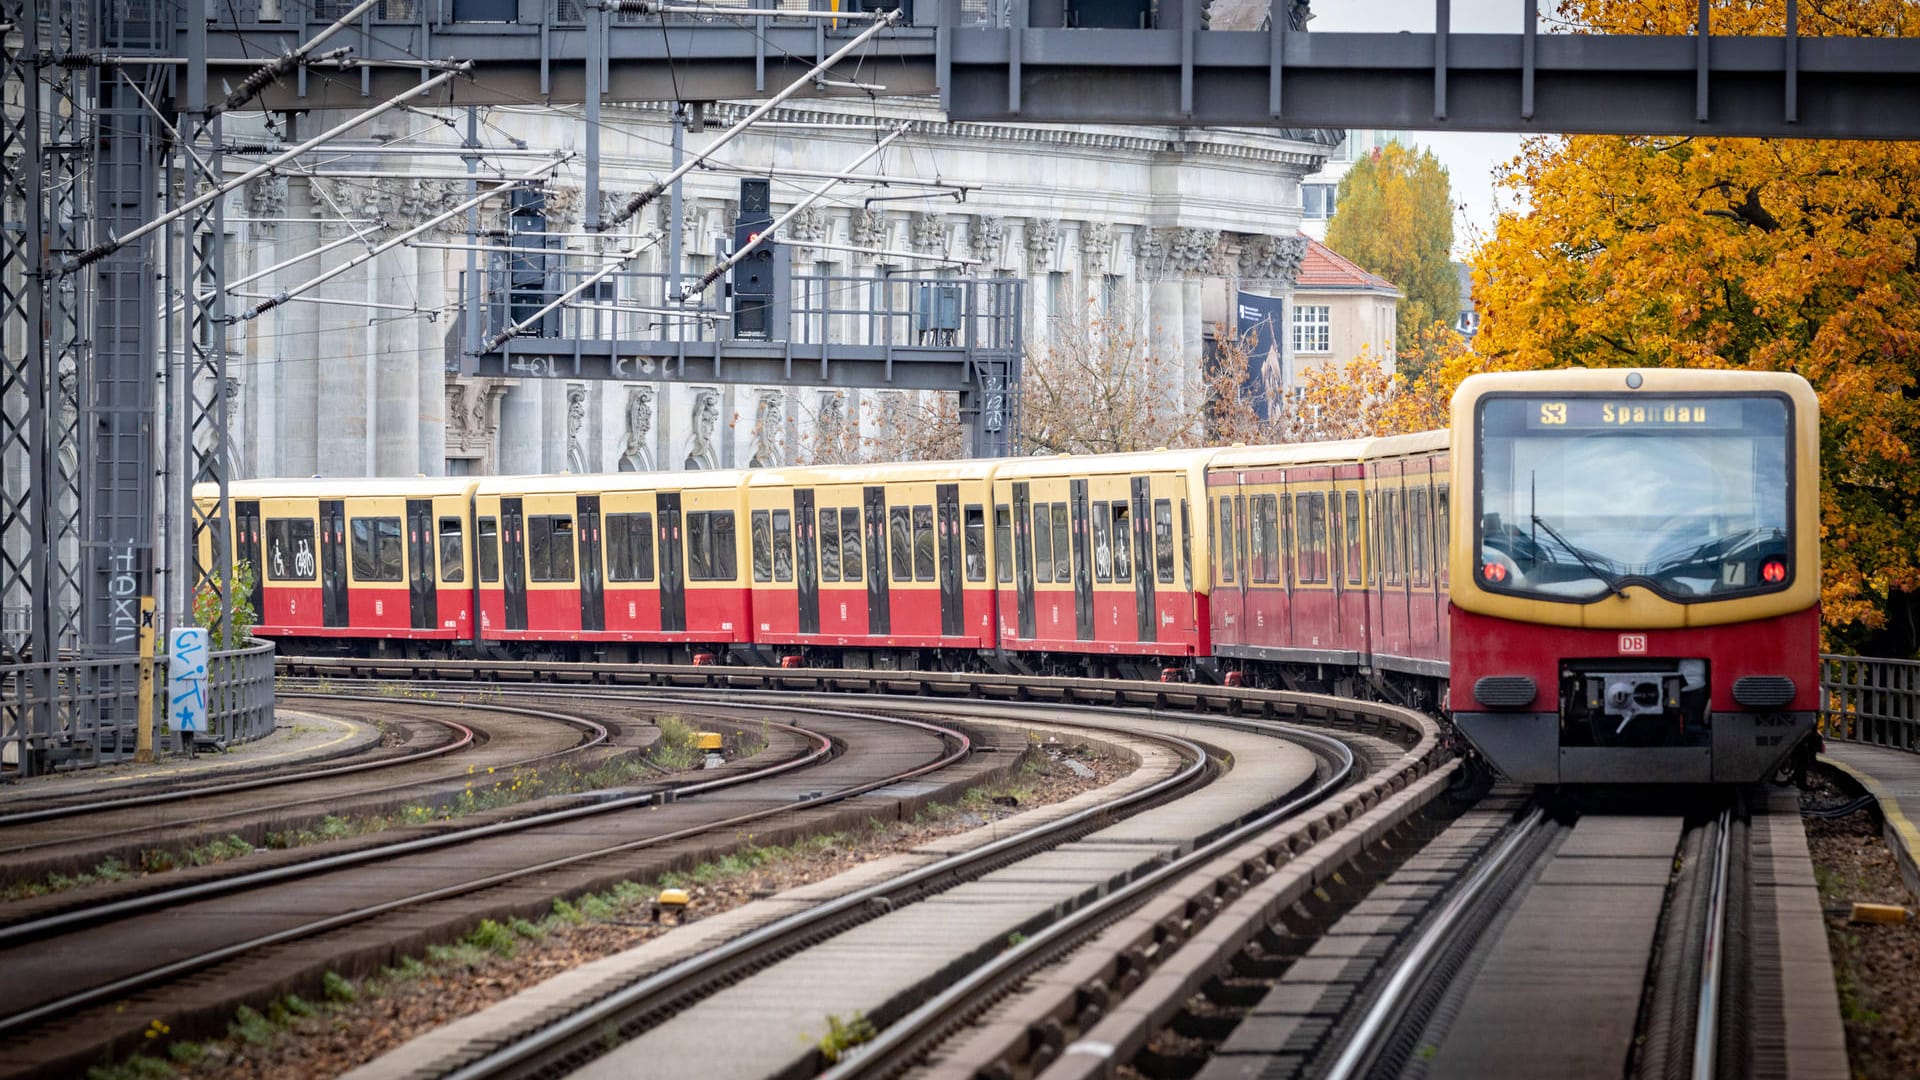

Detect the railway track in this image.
[0,690,1034,1079]
[0,696,611,889]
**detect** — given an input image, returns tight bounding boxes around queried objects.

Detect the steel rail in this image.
[1321,807,1552,1080]
[824,723,1357,1079]
[440,727,1220,1080]
[0,701,964,1038]
[1692,807,1733,1080]
[0,692,606,839]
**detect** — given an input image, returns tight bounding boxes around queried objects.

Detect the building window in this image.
[1294,305,1332,354]
[1301,183,1336,221]
[1102,274,1122,316]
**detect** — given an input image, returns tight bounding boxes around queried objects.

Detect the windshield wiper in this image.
[1530,513,1629,599]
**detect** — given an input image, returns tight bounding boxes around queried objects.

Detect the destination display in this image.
[1519,397,1746,431]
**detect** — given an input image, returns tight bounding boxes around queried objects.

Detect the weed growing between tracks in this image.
[94,745,1122,1080]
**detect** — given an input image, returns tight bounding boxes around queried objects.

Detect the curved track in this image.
[0,693,1003,1079]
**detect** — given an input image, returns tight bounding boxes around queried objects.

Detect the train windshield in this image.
[1475,394,1792,602]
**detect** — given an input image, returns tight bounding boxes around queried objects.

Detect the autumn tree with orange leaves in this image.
[1466,0,1920,652]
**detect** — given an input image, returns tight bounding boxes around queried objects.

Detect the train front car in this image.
[1448,369,1821,784]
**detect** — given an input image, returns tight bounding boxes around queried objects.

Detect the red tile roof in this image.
[1296,237,1399,294]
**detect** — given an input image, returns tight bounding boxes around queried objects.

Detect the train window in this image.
[1217,497,1234,583]
[351,516,404,582]
[1387,490,1404,586]
[1410,488,1430,585]
[1280,495,1294,585]
[1155,500,1175,585]
[1091,504,1112,583]
[994,504,1013,584]
[1436,485,1450,585]
[607,513,654,582]
[1033,503,1054,583]
[818,509,841,583]
[751,510,774,583]
[890,507,913,583]
[527,516,576,583]
[1345,492,1363,586]
[772,510,794,583]
[1264,496,1284,584]
[1180,499,1192,590]
[686,511,736,582]
[1247,498,1268,584]
[1111,502,1132,583]
[964,505,986,582]
[913,505,936,582]
[840,507,864,582]
[1050,503,1071,583]
[1308,493,1329,584]
[1326,495,1343,586]
[265,518,316,581]
[1234,495,1250,586]
[438,516,465,583]
[478,517,500,583]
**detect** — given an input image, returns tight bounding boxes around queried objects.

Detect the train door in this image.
[863,487,891,635]
[1012,482,1035,640]
[1326,484,1345,643]
[656,493,685,633]
[500,497,529,631]
[406,499,437,631]
[1130,477,1155,642]
[319,499,349,628]
[234,500,265,619]
[795,488,820,635]
[936,484,963,637]
[577,494,604,632]
[1069,479,1093,641]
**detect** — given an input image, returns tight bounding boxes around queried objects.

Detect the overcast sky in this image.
[1307,0,1549,258]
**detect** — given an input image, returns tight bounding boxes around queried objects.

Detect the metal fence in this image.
[1820,653,1920,752]
[1,640,277,776]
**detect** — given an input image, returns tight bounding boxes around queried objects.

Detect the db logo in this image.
[1618,633,1648,654]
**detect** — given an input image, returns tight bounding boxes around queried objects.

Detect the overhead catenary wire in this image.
[598,6,906,234]
[230,155,574,323]
[63,62,474,274]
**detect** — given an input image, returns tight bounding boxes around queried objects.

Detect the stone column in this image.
[496,380,543,477]
[374,242,420,475]
[313,237,369,475]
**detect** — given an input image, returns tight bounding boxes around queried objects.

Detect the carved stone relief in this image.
[1140,227,1224,278]
[1025,218,1060,271]
[1237,233,1309,285]
[445,377,508,462]
[683,388,720,471]
[910,212,946,254]
[747,391,785,468]
[851,209,888,250]
[968,215,1006,266]
[1080,223,1114,274]
[565,383,590,473]
[617,385,657,472]
[245,176,288,234]
[787,207,826,262]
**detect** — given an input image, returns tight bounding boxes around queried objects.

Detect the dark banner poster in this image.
[1236,292,1288,420]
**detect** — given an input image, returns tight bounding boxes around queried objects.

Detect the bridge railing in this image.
[1820,654,1920,752]
[1,640,278,776]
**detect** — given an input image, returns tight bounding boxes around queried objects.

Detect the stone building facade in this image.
[219,101,1337,479]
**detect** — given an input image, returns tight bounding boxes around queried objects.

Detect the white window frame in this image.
[1293,304,1332,354]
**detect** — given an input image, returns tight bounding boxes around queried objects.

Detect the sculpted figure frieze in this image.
[566,384,590,474]
[747,392,785,468]
[1080,223,1114,273]
[968,215,1005,266]
[851,209,888,250]
[910,212,946,254]
[1025,218,1060,271]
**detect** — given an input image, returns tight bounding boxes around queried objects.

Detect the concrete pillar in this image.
[277,219,319,477]
[314,240,368,476]
[417,248,450,476]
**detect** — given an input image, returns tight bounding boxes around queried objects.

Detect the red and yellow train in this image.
[206,368,1820,784]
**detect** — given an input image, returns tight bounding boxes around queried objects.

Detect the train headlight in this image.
[1761,558,1787,584]
[1481,560,1508,583]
